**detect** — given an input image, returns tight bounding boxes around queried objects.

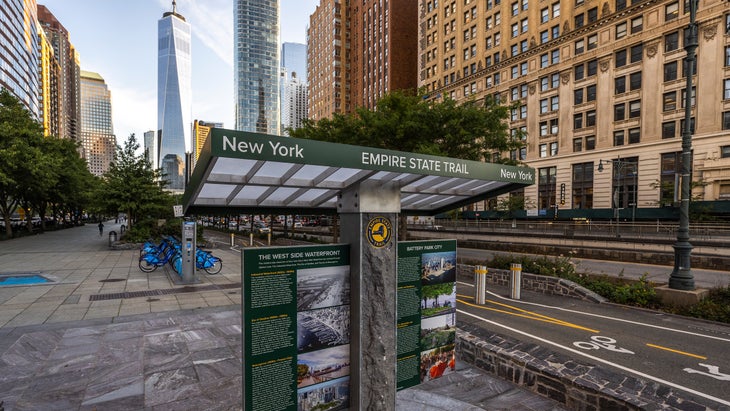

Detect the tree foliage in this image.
[1,89,96,237]
[288,90,523,163]
[95,134,172,229]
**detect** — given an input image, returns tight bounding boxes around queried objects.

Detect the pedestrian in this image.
[98,221,104,236]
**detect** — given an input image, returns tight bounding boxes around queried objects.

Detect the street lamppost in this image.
[598,157,637,238]
[669,0,698,291]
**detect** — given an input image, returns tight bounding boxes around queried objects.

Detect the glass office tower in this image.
[234,0,280,135]
[157,1,191,191]
[1,0,40,119]
[79,71,115,176]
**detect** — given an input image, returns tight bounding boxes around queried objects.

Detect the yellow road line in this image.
[646,343,707,360]
[456,296,599,333]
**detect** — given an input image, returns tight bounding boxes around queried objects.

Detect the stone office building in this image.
[418,0,730,217]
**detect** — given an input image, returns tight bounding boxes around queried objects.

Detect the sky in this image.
[39,0,319,147]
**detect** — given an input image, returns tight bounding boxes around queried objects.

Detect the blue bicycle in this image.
[138,237,180,273]
[171,248,222,275]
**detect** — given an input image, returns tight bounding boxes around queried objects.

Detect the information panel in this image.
[242,245,351,411]
[396,239,457,391]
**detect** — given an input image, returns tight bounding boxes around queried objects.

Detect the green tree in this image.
[289,90,522,162]
[0,89,45,237]
[96,134,170,229]
[46,137,96,228]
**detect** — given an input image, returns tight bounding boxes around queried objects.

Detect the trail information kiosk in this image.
[182,128,534,410]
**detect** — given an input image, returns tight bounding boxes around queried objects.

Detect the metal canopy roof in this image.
[182,128,535,216]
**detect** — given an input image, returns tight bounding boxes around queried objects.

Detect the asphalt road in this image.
[456,280,730,408]
[458,247,730,289]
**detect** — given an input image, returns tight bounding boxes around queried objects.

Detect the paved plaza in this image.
[0,222,566,410]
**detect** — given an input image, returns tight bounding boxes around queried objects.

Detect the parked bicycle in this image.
[138,237,180,272]
[172,248,223,275]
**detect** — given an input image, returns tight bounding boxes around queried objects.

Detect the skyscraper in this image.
[0,0,40,118]
[234,0,279,135]
[38,4,81,142]
[143,130,157,170]
[79,71,115,176]
[307,0,349,121]
[158,0,191,191]
[280,42,307,135]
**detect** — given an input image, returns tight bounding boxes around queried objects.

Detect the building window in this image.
[575,13,585,29]
[725,79,730,100]
[660,152,681,206]
[538,167,557,211]
[629,100,641,118]
[616,0,626,12]
[680,87,696,108]
[665,31,680,52]
[726,46,730,66]
[631,16,643,34]
[587,60,597,76]
[540,143,548,157]
[723,112,730,130]
[614,103,625,121]
[662,121,676,138]
[630,43,643,63]
[550,96,559,111]
[540,98,549,113]
[550,142,559,156]
[588,7,598,22]
[573,137,583,152]
[551,49,560,64]
[540,30,549,43]
[540,53,549,68]
[574,89,584,104]
[614,130,625,146]
[512,1,519,15]
[550,118,559,134]
[664,61,678,82]
[511,23,519,37]
[612,157,638,209]
[616,22,627,39]
[551,24,560,39]
[586,135,595,150]
[575,65,585,81]
[586,84,596,101]
[574,113,584,129]
[615,49,627,68]
[680,117,696,134]
[540,122,548,136]
[587,34,598,50]
[629,72,642,90]
[541,7,549,23]
[628,128,641,144]
[666,2,679,21]
[615,76,626,94]
[572,162,594,209]
[575,39,585,54]
[663,91,677,111]
[586,110,596,127]
[552,2,560,17]
[721,145,730,158]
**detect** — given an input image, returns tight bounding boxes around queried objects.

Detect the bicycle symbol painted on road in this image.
[684,364,730,381]
[573,336,635,354]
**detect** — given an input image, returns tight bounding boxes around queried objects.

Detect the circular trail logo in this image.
[366,217,392,248]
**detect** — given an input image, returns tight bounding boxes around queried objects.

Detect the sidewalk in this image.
[0,222,567,410]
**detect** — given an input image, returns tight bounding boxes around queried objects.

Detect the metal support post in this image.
[475,265,487,305]
[510,263,522,300]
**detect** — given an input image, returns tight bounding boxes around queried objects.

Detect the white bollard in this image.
[230,233,235,246]
[474,265,488,304]
[510,263,522,300]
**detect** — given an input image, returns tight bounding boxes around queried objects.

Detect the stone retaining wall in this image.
[457,264,606,303]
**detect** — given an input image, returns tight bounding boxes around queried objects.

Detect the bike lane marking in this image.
[457,293,598,333]
[457,308,730,407]
[457,281,730,343]
[646,343,707,360]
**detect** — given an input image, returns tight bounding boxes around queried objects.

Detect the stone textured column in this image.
[339,180,400,410]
